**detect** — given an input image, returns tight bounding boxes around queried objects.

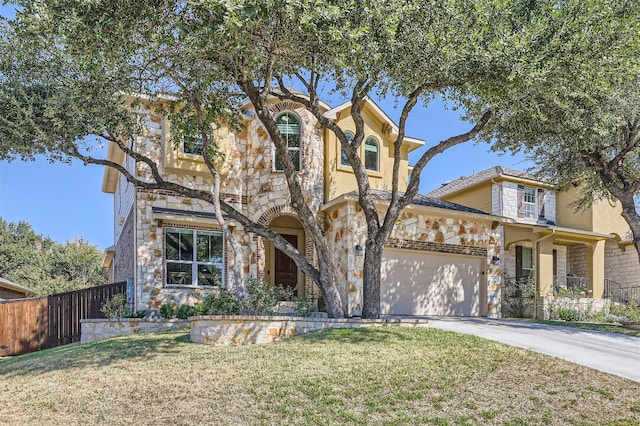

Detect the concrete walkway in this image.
[406,317,640,383]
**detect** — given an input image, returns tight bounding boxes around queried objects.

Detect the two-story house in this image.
[102,97,507,317]
[427,166,640,302]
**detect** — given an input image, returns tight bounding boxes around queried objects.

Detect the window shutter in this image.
[537,188,546,220]
[515,245,523,279]
[517,185,524,218]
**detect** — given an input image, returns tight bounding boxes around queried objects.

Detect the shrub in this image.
[100,294,128,318]
[175,303,204,319]
[159,302,177,319]
[293,294,317,317]
[610,304,640,323]
[557,307,579,322]
[317,295,327,313]
[243,279,293,315]
[202,287,240,315]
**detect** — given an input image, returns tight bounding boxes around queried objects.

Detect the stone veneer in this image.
[190,315,429,346]
[324,201,503,317]
[80,318,190,344]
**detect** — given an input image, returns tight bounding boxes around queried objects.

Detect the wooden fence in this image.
[0,281,126,356]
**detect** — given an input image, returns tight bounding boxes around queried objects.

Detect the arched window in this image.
[340,131,355,167]
[274,112,301,171]
[365,136,379,171]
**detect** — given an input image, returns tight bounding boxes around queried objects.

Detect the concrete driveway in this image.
[401,317,640,383]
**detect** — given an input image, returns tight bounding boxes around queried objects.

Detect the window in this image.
[183,135,204,155]
[365,136,379,171]
[516,246,533,280]
[165,227,223,286]
[523,187,537,219]
[274,112,301,171]
[340,131,355,167]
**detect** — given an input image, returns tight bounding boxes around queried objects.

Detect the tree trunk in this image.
[617,192,640,264]
[361,240,383,319]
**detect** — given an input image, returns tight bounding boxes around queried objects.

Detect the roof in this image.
[321,189,506,222]
[0,277,34,296]
[426,166,544,198]
[364,189,491,215]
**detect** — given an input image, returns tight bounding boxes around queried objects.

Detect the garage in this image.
[380,249,484,316]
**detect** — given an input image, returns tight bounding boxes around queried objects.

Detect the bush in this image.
[202,287,241,315]
[159,302,177,319]
[610,304,640,323]
[293,293,317,317]
[101,294,128,318]
[243,279,293,315]
[175,303,204,319]
[557,307,579,322]
[317,295,327,313]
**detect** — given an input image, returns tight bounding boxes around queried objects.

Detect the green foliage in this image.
[293,294,317,317]
[175,303,204,319]
[0,218,107,296]
[100,294,127,319]
[202,287,241,315]
[557,307,579,322]
[243,278,292,315]
[159,302,177,319]
[317,295,326,313]
[502,277,537,318]
[610,304,640,323]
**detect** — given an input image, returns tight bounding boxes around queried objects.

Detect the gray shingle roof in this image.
[356,189,491,216]
[426,166,536,198]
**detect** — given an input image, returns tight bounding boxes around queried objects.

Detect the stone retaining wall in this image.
[189,315,429,346]
[80,318,190,344]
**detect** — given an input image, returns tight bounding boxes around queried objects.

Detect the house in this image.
[426,166,640,303]
[0,277,34,300]
[102,97,506,317]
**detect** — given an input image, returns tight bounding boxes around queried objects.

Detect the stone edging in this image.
[189,315,429,346]
[80,318,190,344]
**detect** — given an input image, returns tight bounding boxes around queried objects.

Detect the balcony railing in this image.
[553,275,591,297]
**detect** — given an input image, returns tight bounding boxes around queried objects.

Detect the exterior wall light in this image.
[491,255,500,265]
[355,245,364,256]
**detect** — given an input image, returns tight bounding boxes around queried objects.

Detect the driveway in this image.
[399,317,640,383]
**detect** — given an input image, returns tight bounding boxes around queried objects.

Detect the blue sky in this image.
[0,5,529,250]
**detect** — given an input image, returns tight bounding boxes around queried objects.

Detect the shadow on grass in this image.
[296,326,435,345]
[0,329,192,377]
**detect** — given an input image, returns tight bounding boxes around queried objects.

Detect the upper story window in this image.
[183,135,204,156]
[365,136,379,171]
[165,227,223,287]
[340,131,355,167]
[274,112,301,171]
[523,187,537,219]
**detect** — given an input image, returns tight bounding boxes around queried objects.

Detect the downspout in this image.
[533,229,555,319]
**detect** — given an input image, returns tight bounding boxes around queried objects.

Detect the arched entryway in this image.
[265,216,306,296]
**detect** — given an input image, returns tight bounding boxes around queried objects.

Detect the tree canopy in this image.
[0,218,107,296]
[1,0,637,316]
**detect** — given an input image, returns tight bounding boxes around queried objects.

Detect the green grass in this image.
[1,327,639,425]
[509,318,640,337]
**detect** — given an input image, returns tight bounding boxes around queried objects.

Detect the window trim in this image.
[273,111,302,172]
[523,187,537,219]
[339,131,355,167]
[164,227,224,287]
[364,136,380,172]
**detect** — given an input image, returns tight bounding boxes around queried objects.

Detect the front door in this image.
[274,234,298,295]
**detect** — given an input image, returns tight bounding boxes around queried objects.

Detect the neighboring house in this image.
[0,277,34,300]
[102,97,506,317]
[427,166,640,300]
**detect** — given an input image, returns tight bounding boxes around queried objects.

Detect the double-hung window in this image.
[340,131,355,167]
[365,136,379,171]
[165,227,223,286]
[523,187,537,219]
[274,112,301,171]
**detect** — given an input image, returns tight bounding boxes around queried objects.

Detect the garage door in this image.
[380,249,482,316]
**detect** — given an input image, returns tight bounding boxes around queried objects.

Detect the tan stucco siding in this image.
[444,182,492,214]
[324,104,410,201]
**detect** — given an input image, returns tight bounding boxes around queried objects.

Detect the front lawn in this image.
[1,327,639,425]
[509,318,640,337]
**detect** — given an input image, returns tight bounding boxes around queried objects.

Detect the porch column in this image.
[536,237,554,296]
[589,240,605,298]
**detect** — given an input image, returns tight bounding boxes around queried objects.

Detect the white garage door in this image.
[381,249,482,316]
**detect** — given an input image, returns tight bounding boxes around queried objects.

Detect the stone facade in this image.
[107,100,505,317]
[604,241,640,285]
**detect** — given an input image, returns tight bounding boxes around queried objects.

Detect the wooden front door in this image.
[274,234,298,295]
